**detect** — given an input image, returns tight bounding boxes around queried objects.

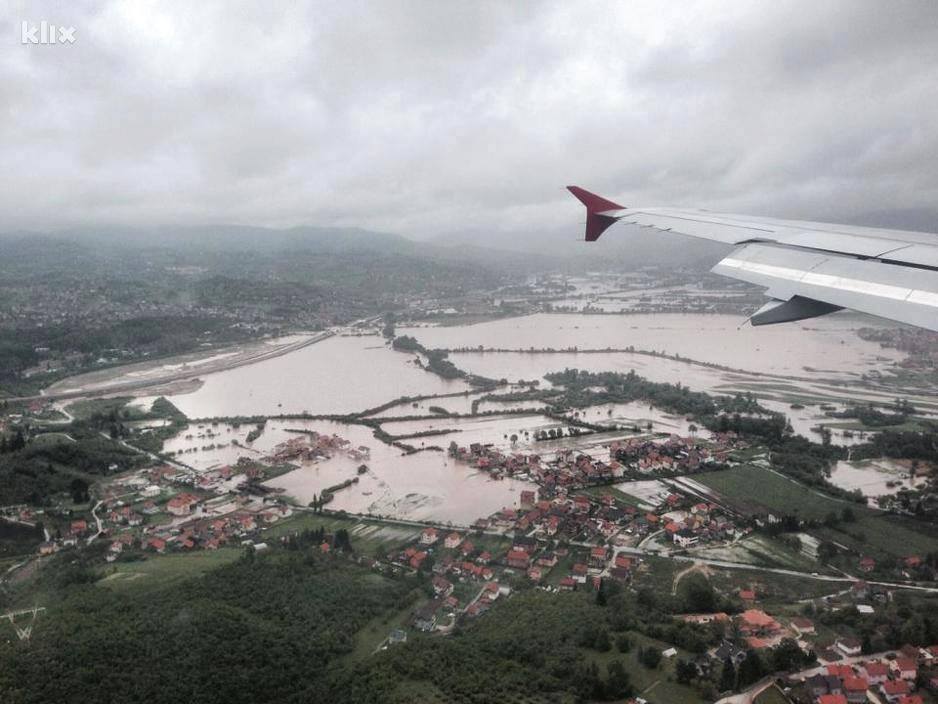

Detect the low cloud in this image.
[2,1,937,238]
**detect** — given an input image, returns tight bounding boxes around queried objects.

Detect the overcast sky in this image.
[3,1,938,240]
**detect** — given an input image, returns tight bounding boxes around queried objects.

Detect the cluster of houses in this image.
[35,428,374,559]
[35,453,297,558]
[265,432,369,464]
[804,646,937,704]
[448,432,740,491]
[467,485,743,557]
[609,434,734,474]
[857,554,938,582]
[105,493,292,560]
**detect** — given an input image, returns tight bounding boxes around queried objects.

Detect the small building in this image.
[892,658,917,681]
[412,601,440,632]
[790,617,815,635]
[166,493,200,517]
[388,629,407,645]
[836,637,862,657]
[842,676,869,703]
[861,661,890,685]
[674,528,698,548]
[443,532,462,549]
[420,527,439,545]
[818,696,848,704]
[506,549,530,569]
[880,679,911,703]
[432,576,453,597]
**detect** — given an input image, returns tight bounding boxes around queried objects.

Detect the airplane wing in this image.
[567,186,938,332]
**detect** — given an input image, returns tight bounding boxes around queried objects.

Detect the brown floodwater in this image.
[400,313,903,379]
[163,418,536,524]
[164,336,468,418]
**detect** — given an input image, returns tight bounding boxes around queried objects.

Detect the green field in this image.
[97,547,242,590]
[696,465,938,559]
[578,483,646,507]
[696,465,850,519]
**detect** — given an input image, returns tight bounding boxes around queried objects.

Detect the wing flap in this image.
[714,244,938,331]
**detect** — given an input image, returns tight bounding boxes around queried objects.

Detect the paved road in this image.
[12,330,336,403]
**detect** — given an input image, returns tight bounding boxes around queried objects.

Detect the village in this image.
[8,411,938,704]
[21,428,374,560]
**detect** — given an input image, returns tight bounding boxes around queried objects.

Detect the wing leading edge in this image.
[567,186,938,332]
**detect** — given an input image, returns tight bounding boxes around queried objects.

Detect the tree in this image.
[817,541,837,562]
[606,660,633,698]
[69,477,90,504]
[770,638,808,672]
[11,429,26,452]
[737,649,765,687]
[596,580,607,606]
[616,634,632,653]
[719,656,737,692]
[681,573,717,612]
[675,659,697,685]
[594,629,611,652]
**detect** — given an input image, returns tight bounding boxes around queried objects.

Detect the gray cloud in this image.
[1,0,937,240]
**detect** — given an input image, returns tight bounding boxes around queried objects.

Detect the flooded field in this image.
[830,458,927,506]
[379,413,563,453]
[610,479,673,509]
[400,313,902,380]
[164,336,468,418]
[163,418,535,524]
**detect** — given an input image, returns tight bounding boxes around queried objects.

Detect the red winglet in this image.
[566,186,625,241]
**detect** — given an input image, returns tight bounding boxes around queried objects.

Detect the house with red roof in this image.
[881,679,912,703]
[859,556,876,573]
[861,661,890,685]
[891,658,918,681]
[166,492,200,517]
[897,695,924,704]
[444,532,462,549]
[432,576,453,597]
[818,695,847,704]
[842,676,869,703]
[738,609,781,636]
[589,546,607,567]
[827,664,854,679]
[420,527,438,545]
[409,551,428,569]
[506,549,530,569]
